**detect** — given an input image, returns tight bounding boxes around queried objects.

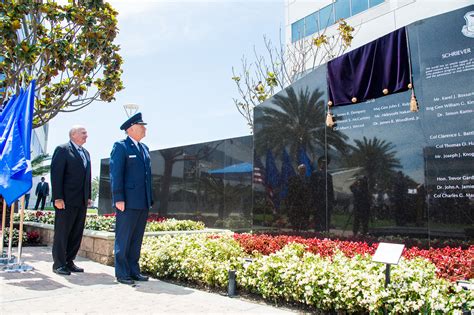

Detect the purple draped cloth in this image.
[327,27,410,106]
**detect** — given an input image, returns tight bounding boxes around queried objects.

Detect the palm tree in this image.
[31,153,50,176]
[254,86,348,160]
[346,136,402,192]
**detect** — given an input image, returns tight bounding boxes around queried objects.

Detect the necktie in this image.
[78,147,87,167]
[137,143,145,159]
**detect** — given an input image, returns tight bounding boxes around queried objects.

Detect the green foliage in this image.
[140,234,246,287]
[140,235,473,313]
[0,0,123,128]
[91,176,99,203]
[2,228,27,247]
[231,20,355,132]
[84,215,115,231]
[18,210,206,233]
[145,219,205,232]
[31,153,50,177]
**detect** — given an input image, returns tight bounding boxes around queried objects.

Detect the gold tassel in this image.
[326,111,335,128]
[410,89,418,112]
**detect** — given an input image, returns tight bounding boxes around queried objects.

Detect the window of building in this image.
[291,0,386,43]
[305,12,318,37]
[291,18,305,42]
[335,0,351,21]
[351,0,369,16]
[319,4,335,30]
[369,0,385,7]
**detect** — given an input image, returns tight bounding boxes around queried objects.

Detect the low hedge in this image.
[17,210,205,232]
[139,234,473,313]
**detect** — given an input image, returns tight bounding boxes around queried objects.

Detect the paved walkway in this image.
[0,246,296,314]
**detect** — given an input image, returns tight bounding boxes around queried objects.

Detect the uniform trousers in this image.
[114,208,148,279]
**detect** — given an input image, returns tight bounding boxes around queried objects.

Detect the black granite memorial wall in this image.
[99,136,253,229]
[98,6,473,239]
[253,6,474,239]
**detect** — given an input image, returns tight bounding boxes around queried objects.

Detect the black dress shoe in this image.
[131,274,149,281]
[53,266,71,275]
[67,263,84,272]
[117,278,135,285]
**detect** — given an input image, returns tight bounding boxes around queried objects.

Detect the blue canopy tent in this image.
[208,162,252,174]
[207,162,253,181]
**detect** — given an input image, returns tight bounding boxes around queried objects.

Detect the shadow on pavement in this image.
[0,270,68,291]
[133,279,195,296]
[64,272,117,286]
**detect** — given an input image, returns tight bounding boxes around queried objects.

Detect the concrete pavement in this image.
[0,246,296,314]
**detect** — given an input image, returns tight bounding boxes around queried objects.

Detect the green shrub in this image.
[140,234,473,313]
[140,233,245,288]
[145,219,205,232]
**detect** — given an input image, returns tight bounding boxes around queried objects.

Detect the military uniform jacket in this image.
[110,137,153,210]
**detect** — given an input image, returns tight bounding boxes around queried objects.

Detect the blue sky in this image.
[47,0,284,178]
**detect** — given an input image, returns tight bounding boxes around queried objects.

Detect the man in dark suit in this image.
[287,164,311,230]
[50,125,92,275]
[310,156,335,232]
[110,113,153,285]
[34,177,49,210]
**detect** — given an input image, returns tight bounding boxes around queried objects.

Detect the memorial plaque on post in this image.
[372,242,405,265]
[373,242,405,289]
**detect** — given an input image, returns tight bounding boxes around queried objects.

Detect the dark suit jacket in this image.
[50,142,92,207]
[110,137,153,210]
[35,181,49,196]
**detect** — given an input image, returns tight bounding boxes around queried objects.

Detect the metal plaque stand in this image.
[1,196,34,272]
[0,201,15,264]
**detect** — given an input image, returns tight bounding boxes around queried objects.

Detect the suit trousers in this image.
[35,194,47,210]
[52,204,87,269]
[114,208,148,279]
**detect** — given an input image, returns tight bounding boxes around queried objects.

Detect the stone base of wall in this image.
[24,223,231,266]
[24,222,115,266]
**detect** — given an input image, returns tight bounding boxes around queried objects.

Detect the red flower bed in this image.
[233,234,377,257]
[404,246,474,281]
[26,230,41,244]
[147,213,166,223]
[233,233,473,281]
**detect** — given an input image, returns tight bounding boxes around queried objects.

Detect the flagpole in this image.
[16,196,25,264]
[0,200,6,255]
[7,202,15,261]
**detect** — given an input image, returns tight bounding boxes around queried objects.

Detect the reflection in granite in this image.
[99,136,253,229]
[253,6,473,240]
[98,7,474,241]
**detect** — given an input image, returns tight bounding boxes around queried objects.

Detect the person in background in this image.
[310,156,334,232]
[287,164,311,230]
[34,177,49,210]
[351,176,371,236]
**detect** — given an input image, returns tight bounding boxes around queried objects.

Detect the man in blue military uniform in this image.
[110,112,153,285]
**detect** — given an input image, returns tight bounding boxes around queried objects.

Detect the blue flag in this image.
[280,149,295,199]
[265,150,280,189]
[0,80,36,206]
[297,147,312,177]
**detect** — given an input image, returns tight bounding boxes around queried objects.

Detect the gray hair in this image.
[69,125,86,139]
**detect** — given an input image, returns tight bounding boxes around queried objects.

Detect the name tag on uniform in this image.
[129,155,137,158]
